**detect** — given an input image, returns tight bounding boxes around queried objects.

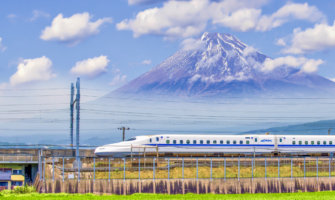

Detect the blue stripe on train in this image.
[145,144,335,148]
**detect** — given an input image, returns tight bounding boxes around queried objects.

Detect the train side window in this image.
[166,140,170,144]
[323,141,327,145]
[200,140,203,144]
[299,141,302,145]
[246,140,250,145]
[311,141,315,145]
[173,140,177,144]
[255,138,258,142]
[186,140,190,144]
[180,140,183,144]
[150,138,152,143]
[279,138,282,143]
[206,140,210,144]
[220,140,223,144]
[240,140,243,144]
[213,140,217,144]
[305,141,308,145]
[317,141,320,145]
[227,140,230,144]
[330,141,333,145]
[292,141,296,145]
[233,140,236,144]
[156,137,159,142]
[193,140,197,144]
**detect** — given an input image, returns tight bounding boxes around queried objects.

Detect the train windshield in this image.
[126,137,136,141]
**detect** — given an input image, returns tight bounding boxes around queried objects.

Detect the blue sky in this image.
[1,0,335,143]
[1,0,335,94]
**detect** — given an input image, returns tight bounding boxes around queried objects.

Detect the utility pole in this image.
[329,128,332,135]
[75,78,80,163]
[118,127,130,141]
[70,83,75,156]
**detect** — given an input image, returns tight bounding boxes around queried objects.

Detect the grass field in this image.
[2,192,335,200]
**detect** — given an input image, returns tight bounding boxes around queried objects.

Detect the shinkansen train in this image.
[94,134,335,157]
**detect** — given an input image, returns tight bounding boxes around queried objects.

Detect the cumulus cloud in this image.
[255,2,325,31]
[117,0,325,38]
[141,59,152,65]
[282,21,335,54]
[70,55,109,78]
[10,56,56,86]
[30,10,50,21]
[41,12,112,45]
[262,56,323,73]
[0,37,6,52]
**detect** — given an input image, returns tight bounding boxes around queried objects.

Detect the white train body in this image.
[94,134,335,157]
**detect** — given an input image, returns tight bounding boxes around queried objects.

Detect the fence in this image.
[40,156,335,182]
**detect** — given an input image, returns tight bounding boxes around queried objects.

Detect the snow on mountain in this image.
[112,32,335,98]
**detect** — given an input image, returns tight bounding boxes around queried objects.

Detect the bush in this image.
[11,185,36,194]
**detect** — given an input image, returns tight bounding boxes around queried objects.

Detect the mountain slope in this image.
[113,32,335,98]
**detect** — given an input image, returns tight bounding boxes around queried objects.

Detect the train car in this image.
[94,134,335,157]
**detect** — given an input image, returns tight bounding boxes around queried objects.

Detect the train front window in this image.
[126,137,136,141]
[166,140,170,144]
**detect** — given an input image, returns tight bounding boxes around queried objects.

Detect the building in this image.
[0,165,25,190]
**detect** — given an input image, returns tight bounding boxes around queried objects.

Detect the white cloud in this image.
[141,59,152,65]
[7,14,17,20]
[41,12,112,45]
[282,21,335,54]
[70,55,109,78]
[181,37,206,51]
[10,56,56,86]
[117,0,325,38]
[109,74,127,87]
[275,38,286,46]
[255,2,325,31]
[262,56,323,73]
[0,37,6,52]
[30,10,50,21]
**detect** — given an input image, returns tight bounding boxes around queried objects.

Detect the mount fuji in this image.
[113,32,335,98]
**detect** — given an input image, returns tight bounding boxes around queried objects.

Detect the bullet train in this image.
[94,134,335,157]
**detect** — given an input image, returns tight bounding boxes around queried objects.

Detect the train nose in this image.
[94,145,130,157]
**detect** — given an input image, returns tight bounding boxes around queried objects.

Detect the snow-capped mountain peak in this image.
[112,32,335,97]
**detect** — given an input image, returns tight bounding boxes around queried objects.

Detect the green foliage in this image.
[2,192,335,199]
[11,185,36,194]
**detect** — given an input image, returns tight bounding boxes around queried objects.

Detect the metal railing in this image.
[40,156,335,182]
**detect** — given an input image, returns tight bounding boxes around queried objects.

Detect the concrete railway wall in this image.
[35,177,335,194]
